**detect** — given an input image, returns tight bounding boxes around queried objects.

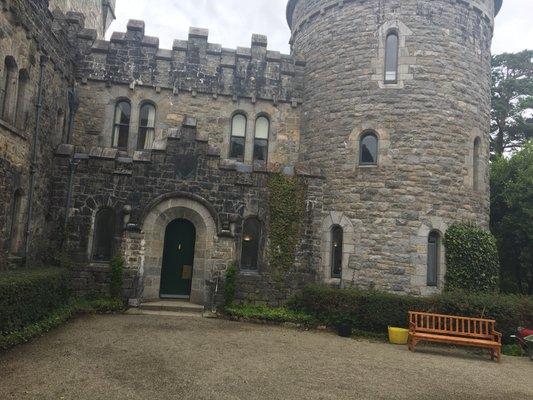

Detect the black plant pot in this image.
[336,323,353,338]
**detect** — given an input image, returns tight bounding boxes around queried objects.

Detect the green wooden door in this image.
[160,219,196,298]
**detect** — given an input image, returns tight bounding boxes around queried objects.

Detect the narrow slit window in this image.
[2,57,18,124]
[112,101,131,149]
[473,138,481,191]
[15,69,29,130]
[331,225,343,278]
[92,208,115,262]
[253,116,269,162]
[230,113,246,161]
[427,231,440,287]
[360,132,378,165]
[240,217,261,271]
[384,31,399,83]
[138,103,156,150]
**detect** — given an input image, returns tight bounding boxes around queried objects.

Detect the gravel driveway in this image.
[1,314,531,400]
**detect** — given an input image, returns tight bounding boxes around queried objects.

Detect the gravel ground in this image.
[0,314,531,400]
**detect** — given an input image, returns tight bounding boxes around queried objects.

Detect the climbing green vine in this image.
[267,173,307,281]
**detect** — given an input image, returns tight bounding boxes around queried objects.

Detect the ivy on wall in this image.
[444,223,500,293]
[267,173,307,281]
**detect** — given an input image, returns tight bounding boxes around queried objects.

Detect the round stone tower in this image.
[288,0,502,295]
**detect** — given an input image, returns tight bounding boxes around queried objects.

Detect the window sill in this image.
[239,270,260,276]
[357,164,378,168]
[0,118,27,140]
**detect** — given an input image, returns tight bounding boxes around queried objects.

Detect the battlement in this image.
[75,20,305,104]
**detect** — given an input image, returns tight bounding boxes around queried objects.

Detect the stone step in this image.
[138,300,205,314]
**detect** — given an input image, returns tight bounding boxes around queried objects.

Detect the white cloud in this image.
[107,0,532,55]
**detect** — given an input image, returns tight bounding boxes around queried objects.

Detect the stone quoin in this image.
[0,0,502,305]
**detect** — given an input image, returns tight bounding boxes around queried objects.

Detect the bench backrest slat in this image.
[409,311,496,339]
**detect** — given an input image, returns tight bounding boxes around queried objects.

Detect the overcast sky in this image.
[107,0,532,55]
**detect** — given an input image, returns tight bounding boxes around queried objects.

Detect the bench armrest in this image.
[493,330,502,343]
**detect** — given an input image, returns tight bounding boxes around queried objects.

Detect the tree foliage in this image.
[491,50,533,156]
[490,141,533,294]
[444,223,499,293]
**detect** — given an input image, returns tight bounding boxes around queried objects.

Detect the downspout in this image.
[65,87,79,144]
[63,157,81,229]
[24,55,47,263]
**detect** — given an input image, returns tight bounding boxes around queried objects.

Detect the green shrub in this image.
[287,284,533,343]
[0,267,70,335]
[225,304,315,325]
[224,265,237,306]
[502,344,524,357]
[444,223,500,292]
[109,255,124,299]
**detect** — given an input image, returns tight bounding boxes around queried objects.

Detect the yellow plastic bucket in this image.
[388,327,409,345]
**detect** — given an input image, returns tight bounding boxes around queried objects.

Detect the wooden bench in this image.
[408,311,502,362]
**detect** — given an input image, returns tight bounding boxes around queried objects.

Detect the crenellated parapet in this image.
[76,20,305,104]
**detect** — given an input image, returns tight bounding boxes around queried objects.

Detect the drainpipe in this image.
[66,87,80,144]
[24,55,47,263]
[64,157,81,229]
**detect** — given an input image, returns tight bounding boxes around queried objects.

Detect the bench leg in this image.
[409,337,417,352]
[490,348,501,362]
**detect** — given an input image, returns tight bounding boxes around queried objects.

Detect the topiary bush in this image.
[109,255,124,299]
[444,223,500,292]
[0,267,71,335]
[287,284,533,343]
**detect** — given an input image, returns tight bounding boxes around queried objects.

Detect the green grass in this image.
[0,298,125,351]
[225,304,316,326]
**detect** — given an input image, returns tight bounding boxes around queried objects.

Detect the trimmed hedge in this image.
[444,223,500,292]
[0,298,125,351]
[0,268,70,335]
[287,285,533,343]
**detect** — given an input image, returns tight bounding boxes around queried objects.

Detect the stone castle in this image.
[0,0,502,305]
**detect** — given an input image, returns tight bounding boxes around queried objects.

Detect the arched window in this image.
[8,188,23,254]
[92,208,115,262]
[360,132,378,165]
[427,231,440,287]
[15,69,29,130]
[473,137,481,191]
[112,100,131,149]
[384,31,399,83]
[230,113,246,161]
[331,225,343,278]
[253,116,269,162]
[137,102,156,150]
[240,217,261,271]
[1,57,18,124]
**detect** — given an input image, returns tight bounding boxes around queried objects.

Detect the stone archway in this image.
[141,197,217,304]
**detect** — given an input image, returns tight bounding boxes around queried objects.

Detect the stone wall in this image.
[0,0,83,266]
[289,0,495,295]
[51,117,324,304]
[76,21,304,105]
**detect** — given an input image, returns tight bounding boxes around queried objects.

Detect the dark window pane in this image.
[360,133,378,164]
[139,104,155,128]
[230,137,245,161]
[427,232,439,286]
[473,138,481,190]
[115,124,129,149]
[241,218,261,271]
[253,139,268,162]
[385,32,399,82]
[92,209,115,262]
[331,226,343,278]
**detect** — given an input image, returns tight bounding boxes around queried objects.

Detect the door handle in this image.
[177,244,182,251]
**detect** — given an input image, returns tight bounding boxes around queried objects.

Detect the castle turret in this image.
[288,0,501,294]
[48,0,116,39]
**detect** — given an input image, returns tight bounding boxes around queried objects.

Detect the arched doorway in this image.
[160,219,196,299]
